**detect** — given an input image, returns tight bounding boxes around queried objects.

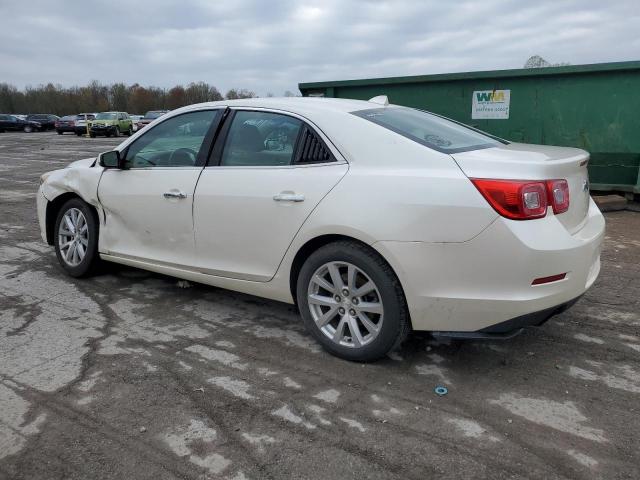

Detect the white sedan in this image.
[37,97,605,361]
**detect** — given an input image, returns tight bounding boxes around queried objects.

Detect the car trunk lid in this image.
[451,142,591,234]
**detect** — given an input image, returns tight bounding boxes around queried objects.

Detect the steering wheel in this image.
[168,148,197,166]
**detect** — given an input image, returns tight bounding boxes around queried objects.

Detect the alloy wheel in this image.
[307,261,384,348]
[58,208,89,266]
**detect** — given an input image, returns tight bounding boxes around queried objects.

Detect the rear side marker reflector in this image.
[471,178,571,220]
[532,273,567,285]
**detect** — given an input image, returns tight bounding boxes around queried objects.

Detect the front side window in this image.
[352,107,505,154]
[220,111,302,166]
[124,110,218,168]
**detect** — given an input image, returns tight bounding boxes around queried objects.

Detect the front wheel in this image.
[296,241,410,362]
[113,126,120,137]
[54,198,100,277]
[23,125,33,133]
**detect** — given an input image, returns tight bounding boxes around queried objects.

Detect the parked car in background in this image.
[56,113,96,135]
[26,114,59,130]
[36,97,604,361]
[89,112,133,137]
[55,115,78,134]
[129,115,143,131]
[0,114,42,132]
[137,110,169,130]
[75,113,96,135]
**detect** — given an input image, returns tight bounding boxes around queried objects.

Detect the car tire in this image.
[23,125,33,133]
[54,198,100,278]
[296,241,410,362]
[126,126,133,136]
[89,132,96,138]
[57,130,63,135]
[114,126,120,137]
[76,131,82,136]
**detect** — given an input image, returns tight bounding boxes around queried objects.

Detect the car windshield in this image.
[95,113,117,120]
[144,111,165,119]
[352,106,505,154]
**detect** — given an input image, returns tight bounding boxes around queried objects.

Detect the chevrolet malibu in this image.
[37,97,605,361]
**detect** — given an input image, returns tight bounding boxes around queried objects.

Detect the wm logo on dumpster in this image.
[472,89,511,119]
[476,91,506,102]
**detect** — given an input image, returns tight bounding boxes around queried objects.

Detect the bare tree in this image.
[524,55,570,68]
[225,88,257,100]
[0,81,236,115]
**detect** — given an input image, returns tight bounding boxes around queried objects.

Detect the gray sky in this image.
[1,0,638,95]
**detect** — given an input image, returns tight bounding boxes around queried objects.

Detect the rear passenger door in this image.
[193,109,348,282]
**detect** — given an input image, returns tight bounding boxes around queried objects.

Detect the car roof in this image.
[176,97,378,116]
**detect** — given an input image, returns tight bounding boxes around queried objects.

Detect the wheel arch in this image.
[45,192,99,245]
[288,234,408,310]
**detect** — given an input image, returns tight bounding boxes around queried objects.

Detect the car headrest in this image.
[235,124,264,152]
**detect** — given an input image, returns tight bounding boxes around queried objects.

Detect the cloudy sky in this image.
[1,0,638,95]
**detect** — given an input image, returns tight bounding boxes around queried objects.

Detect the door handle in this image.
[273,192,305,202]
[163,191,187,199]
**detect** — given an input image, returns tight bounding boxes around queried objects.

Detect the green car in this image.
[89,112,133,138]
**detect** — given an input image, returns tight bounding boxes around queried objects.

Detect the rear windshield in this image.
[352,107,505,154]
[144,111,165,119]
[61,115,75,120]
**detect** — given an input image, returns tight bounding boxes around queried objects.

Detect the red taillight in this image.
[546,179,569,214]
[472,178,571,220]
[471,179,548,220]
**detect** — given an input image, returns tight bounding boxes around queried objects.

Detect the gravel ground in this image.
[0,131,639,480]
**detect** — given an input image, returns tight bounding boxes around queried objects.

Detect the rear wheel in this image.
[54,198,100,277]
[297,241,409,362]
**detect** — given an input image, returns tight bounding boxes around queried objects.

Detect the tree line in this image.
[0,81,295,116]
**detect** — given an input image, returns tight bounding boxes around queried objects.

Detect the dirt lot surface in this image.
[1,131,639,480]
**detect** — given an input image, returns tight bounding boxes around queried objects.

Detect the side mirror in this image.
[99,150,122,169]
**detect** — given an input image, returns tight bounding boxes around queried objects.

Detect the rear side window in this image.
[352,107,505,154]
[220,111,302,167]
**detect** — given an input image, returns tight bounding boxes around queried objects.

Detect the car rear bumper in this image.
[374,197,605,332]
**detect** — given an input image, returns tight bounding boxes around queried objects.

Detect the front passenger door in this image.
[98,109,223,266]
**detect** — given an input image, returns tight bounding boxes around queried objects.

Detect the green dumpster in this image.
[299,61,640,194]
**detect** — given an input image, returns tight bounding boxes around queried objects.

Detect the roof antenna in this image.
[368,95,389,106]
